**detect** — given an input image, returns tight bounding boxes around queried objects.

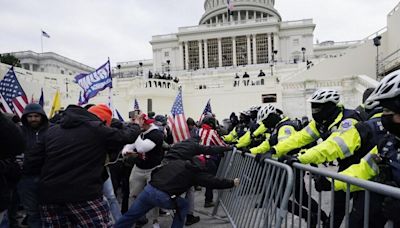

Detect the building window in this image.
[147,99,153,112]
[164,52,169,57]
[262,94,277,103]
[293,38,299,46]
[207,38,218,68]
[201,40,205,68]
[256,34,268,64]
[236,36,247,66]
[183,44,186,70]
[250,36,254,64]
[61,70,64,74]
[188,40,199,70]
[221,37,233,67]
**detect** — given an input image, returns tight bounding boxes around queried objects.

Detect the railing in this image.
[211,149,400,228]
[212,149,293,228]
[388,1,400,17]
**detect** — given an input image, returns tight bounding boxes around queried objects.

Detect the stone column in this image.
[238,11,241,21]
[178,42,185,70]
[218,38,222,67]
[232,37,237,66]
[247,35,251,65]
[184,41,189,70]
[204,39,209,68]
[246,11,249,20]
[253,11,257,20]
[252,35,257,64]
[268,33,272,63]
[198,40,203,69]
[273,33,279,61]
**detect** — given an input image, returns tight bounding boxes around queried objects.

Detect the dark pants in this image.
[6,188,19,228]
[205,159,219,203]
[18,176,41,228]
[115,184,189,228]
[109,163,132,213]
[328,190,353,228]
[349,191,400,228]
[287,170,327,227]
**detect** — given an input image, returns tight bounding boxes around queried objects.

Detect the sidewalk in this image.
[143,188,231,228]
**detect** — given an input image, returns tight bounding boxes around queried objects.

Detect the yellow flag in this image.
[49,90,61,118]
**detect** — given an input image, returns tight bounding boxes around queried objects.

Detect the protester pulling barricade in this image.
[23,104,141,227]
[115,155,239,228]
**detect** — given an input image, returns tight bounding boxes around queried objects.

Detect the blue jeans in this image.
[103,177,122,222]
[18,176,41,228]
[115,184,188,228]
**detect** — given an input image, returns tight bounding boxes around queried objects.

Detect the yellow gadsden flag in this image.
[49,90,61,118]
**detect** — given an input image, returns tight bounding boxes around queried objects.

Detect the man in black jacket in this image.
[25,104,141,227]
[0,112,25,222]
[164,137,232,225]
[115,155,239,228]
[18,103,49,228]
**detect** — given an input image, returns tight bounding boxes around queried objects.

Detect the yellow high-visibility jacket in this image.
[298,113,382,164]
[222,128,238,143]
[334,147,380,192]
[250,118,297,155]
[273,109,359,158]
[236,122,267,148]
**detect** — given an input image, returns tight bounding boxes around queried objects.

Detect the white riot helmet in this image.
[364,100,380,110]
[257,105,277,123]
[366,70,400,103]
[249,105,261,112]
[307,89,340,104]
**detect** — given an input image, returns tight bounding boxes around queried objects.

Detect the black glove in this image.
[314,176,332,192]
[278,155,299,166]
[254,152,273,163]
[240,148,250,157]
[382,197,400,223]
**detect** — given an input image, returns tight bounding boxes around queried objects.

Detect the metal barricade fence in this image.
[288,163,400,228]
[212,149,294,228]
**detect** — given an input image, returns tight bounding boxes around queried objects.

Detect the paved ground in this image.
[142,188,232,228]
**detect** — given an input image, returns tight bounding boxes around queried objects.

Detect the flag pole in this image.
[41,29,43,53]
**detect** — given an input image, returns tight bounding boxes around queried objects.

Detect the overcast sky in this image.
[0,0,398,67]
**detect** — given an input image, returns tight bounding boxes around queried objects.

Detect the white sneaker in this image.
[152,223,160,228]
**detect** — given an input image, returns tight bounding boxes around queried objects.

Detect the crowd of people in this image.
[1,69,400,228]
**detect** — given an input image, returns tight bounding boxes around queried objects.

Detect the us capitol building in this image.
[2,0,400,120]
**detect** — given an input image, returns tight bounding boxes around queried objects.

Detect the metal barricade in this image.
[212,149,294,228]
[287,163,400,228]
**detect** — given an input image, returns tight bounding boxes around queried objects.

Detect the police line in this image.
[211,149,400,228]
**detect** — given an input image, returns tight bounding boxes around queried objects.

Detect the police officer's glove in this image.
[278,155,299,166]
[314,176,332,192]
[240,148,250,157]
[254,152,273,163]
[382,197,400,223]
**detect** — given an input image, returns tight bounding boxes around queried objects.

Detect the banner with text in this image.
[75,60,112,105]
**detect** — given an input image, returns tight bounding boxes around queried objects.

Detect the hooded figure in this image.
[19,103,49,228]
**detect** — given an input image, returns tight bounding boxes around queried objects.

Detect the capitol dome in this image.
[199,0,282,24]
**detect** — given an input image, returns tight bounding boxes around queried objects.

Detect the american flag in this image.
[227,0,234,15]
[134,98,140,110]
[0,67,28,117]
[167,88,190,143]
[199,124,227,146]
[199,99,212,123]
